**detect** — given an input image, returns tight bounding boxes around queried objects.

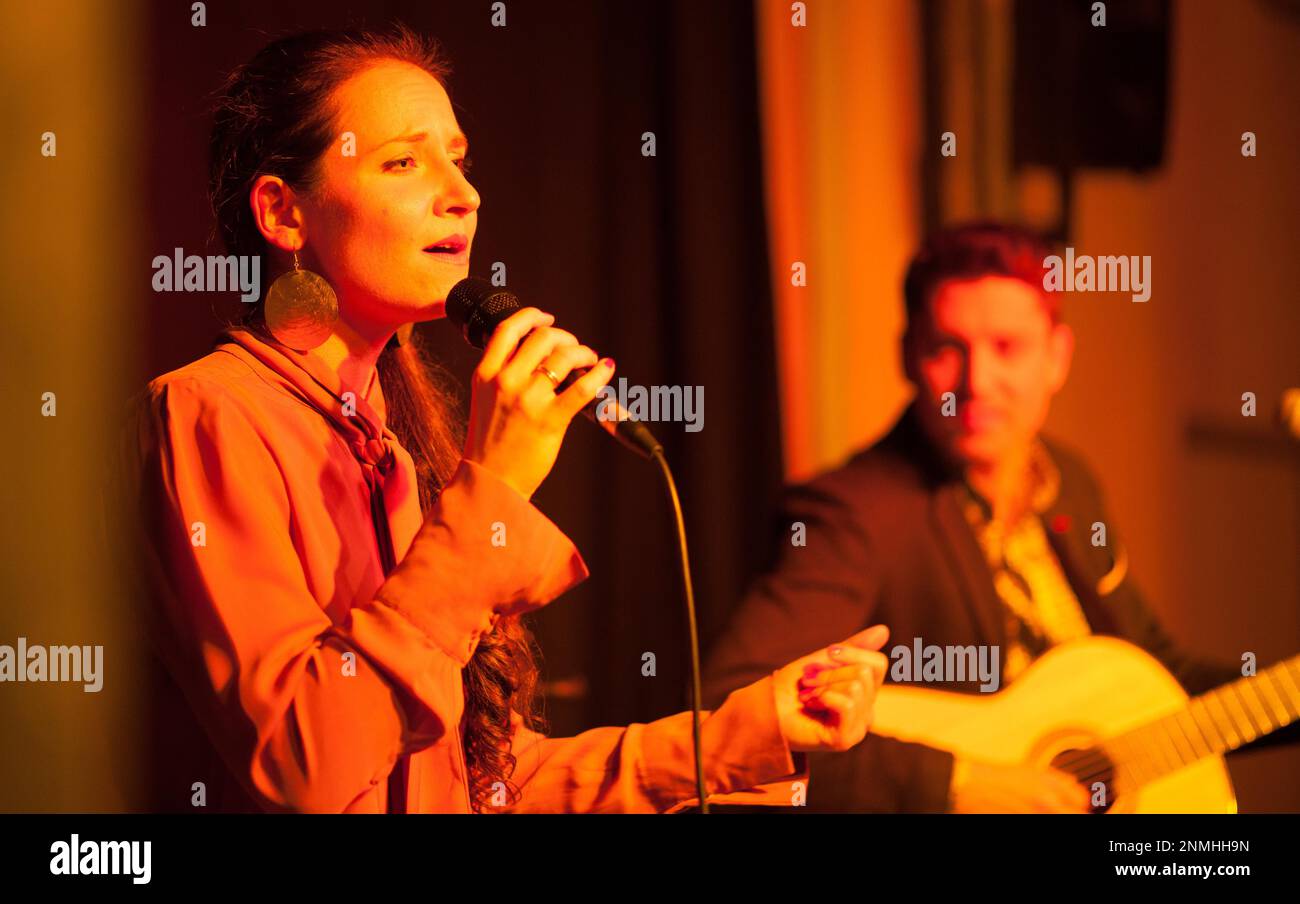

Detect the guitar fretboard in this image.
[1102,654,1300,790]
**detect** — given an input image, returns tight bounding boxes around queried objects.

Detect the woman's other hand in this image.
[772,625,890,753]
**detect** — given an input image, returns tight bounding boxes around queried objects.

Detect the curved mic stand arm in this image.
[649,447,709,814]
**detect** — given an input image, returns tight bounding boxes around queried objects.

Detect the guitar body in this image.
[871,636,1237,813]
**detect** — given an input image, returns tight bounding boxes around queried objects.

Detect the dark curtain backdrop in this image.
[138,0,783,739]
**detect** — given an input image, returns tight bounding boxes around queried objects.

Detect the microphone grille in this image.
[446,278,521,349]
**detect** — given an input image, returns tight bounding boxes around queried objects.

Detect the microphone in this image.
[445,278,663,459]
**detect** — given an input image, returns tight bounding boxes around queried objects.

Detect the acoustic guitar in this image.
[870,636,1300,813]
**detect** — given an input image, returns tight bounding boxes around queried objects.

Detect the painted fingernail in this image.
[602,357,615,369]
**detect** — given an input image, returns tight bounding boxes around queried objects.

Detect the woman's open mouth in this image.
[424,235,469,266]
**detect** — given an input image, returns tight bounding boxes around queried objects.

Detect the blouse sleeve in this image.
[504,673,809,813]
[133,376,587,813]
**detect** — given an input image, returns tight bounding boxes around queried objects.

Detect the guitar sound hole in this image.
[1050,748,1117,813]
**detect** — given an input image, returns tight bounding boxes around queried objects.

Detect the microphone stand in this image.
[646,446,709,814]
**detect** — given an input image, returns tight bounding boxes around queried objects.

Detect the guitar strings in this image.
[1004,659,1300,795]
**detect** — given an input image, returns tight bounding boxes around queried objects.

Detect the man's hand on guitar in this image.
[772,625,890,753]
[949,758,1091,813]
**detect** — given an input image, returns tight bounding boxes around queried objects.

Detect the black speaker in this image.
[1013,0,1171,172]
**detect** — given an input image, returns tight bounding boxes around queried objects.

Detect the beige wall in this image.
[0,0,145,810]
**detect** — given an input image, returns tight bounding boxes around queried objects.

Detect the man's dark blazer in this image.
[702,403,1287,812]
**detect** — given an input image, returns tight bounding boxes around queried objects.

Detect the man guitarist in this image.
[702,222,1296,812]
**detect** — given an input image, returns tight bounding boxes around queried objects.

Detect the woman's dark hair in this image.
[208,24,542,812]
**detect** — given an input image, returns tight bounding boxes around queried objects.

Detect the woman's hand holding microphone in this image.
[461,307,614,501]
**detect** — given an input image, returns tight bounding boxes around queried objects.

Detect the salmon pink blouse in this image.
[130,327,804,813]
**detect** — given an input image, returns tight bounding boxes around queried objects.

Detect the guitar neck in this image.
[1105,654,1300,787]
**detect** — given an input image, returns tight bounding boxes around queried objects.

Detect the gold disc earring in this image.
[264,249,339,351]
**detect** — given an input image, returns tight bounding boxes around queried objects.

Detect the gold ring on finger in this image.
[534,365,562,388]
